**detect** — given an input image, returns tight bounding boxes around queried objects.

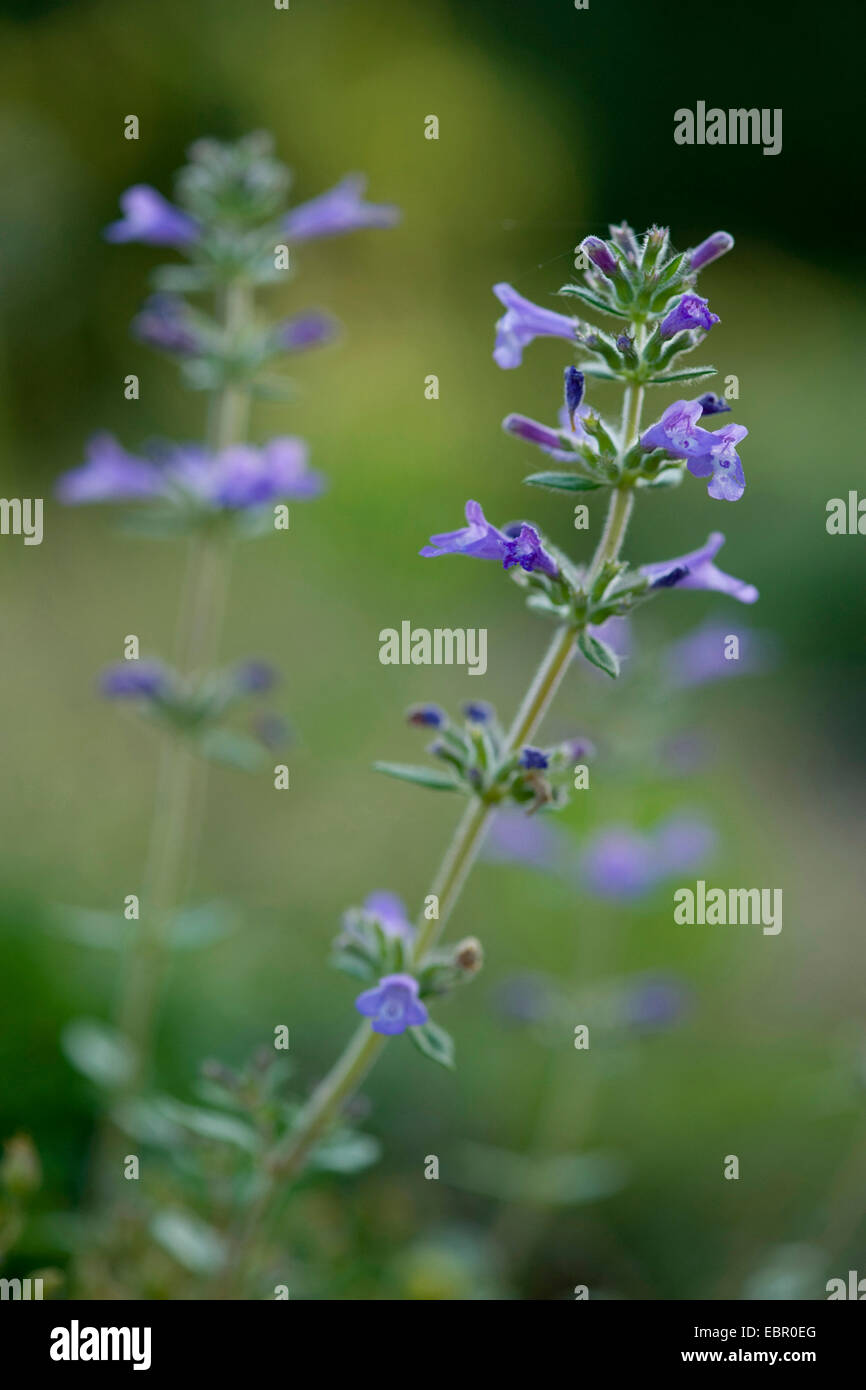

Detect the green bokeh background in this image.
[0,0,864,1299]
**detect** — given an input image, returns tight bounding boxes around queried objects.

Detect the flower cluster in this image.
[374,701,594,813]
[100,658,287,767]
[59,433,325,525]
[57,133,398,534]
[329,891,483,1042]
[419,221,757,679]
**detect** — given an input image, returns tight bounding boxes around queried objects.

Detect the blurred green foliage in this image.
[0,0,864,1299]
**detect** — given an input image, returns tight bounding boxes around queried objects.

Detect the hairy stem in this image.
[217,329,648,1295]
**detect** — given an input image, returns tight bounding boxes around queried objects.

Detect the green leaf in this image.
[197,728,266,772]
[373,761,459,791]
[524,471,603,493]
[647,365,716,384]
[577,631,620,679]
[557,284,629,318]
[45,905,131,950]
[61,1019,135,1090]
[171,899,240,950]
[307,1129,382,1174]
[151,1210,227,1275]
[329,949,379,984]
[408,1020,456,1069]
[637,466,685,489]
[152,1097,259,1152]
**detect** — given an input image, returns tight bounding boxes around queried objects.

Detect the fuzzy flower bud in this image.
[690,231,734,272]
[580,235,619,277]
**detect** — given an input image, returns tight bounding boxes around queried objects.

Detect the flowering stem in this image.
[102,280,253,1136]
[217,324,649,1294]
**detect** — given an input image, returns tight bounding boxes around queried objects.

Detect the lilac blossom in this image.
[492,283,577,369]
[363,892,414,941]
[690,231,734,272]
[622,974,691,1031]
[56,434,162,504]
[275,311,339,352]
[355,973,428,1035]
[640,399,746,501]
[133,296,202,355]
[463,701,494,724]
[519,747,549,770]
[231,661,278,694]
[57,435,325,510]
[420,500,558,577]
[664,620,777,688]
[659,293,720,339]
[283,174,399,241]
[642,532,758,604]
[579,814,717,901]
[104,185,198,247]
[100,661,170,699]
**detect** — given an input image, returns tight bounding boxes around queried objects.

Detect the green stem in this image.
[217,324,649,1295]
[95,280,253,1178]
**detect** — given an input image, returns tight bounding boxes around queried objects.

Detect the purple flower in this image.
[58,435,326,510]
[231,660,278,694]
[503,414,564,452]
[420,499,558,577]
[659,293,720,340]
[56,434,163,504]
[564,366,585,426]
[100,660,169,699]
[133,296,201,355]
[690,231,734,272]
[275,311,339,352]
[580,813,716,901]
[580,235,619,277]
[104,185,198,247]
[407,704,446,727]
[640,400,746,502]
[519,747,549,770]
[623,974,691,1031]
[355,973,428,1035]
[283,174,400,241]
[685,423,747,502]
[642,531,759,604]
[484,808,562,872]
[201,438,325,508]
[581,827,657,899]
[492,283,577,369]
[695,392,731,416]
[363,892,414,941]
[463,701,493,724]
[501,523,559,577]
[664,620,777,688]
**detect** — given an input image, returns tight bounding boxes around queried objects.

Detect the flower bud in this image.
[407,704,446,728]
[696,392,731,416]
[563,366,585,428]
[690,231,734,272]
[580,236,619,277]
[454,937,484,973]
